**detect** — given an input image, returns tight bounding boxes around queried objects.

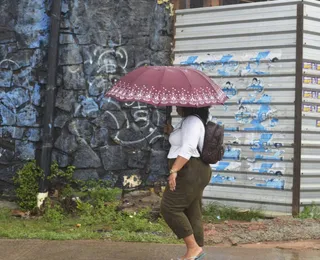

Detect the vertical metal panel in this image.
[300,0,320,211]
[174,0,300,214]
[303,1,320,20]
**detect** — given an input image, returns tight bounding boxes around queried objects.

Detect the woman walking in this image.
[105,66,227,258]
[161,106,212,260]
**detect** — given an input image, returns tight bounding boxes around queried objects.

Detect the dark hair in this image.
[181,106,210,124]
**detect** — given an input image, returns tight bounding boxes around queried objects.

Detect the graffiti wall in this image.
[0,0,174,193]
[0,0,49,193]
[174,1,298,213]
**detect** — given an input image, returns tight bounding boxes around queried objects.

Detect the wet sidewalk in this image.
[1,239,320,260]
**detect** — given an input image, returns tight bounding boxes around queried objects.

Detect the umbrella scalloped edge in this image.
[106,81,228,107]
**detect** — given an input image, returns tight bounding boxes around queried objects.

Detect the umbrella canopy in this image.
[105,66,228,107]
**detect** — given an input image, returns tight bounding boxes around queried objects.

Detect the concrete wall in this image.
[0,0,174,194]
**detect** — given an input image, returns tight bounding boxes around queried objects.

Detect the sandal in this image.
[177,251,206,260]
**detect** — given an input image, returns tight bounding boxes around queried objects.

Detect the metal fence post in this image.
[292,2,304,216]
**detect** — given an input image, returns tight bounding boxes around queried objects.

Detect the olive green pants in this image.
[160,157,212,247]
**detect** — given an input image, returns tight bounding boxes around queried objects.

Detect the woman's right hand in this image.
[168,172,177,191]
[164,123,173,135]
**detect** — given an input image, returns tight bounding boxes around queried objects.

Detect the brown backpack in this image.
[192,115,225,164]
[182,115,225,164]
[200,121,225,164]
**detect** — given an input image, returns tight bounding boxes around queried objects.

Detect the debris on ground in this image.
[204,216,320,246]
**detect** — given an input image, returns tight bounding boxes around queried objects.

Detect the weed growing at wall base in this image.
[299,203,320,219]
[202,202,265,223]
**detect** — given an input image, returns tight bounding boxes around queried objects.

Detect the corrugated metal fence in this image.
[173,0,320,215]
[301,0,320,210]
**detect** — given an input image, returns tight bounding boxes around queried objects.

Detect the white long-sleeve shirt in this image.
[167,115,205,160]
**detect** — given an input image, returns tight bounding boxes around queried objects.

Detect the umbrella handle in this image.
[166,106,172,125]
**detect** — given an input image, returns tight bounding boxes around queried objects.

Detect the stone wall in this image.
[0,0,49,194]
[0,0,174,193]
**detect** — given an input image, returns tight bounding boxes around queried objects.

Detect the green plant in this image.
[202,202,264,222]
[76,200,93,213]
[89,187,121,204]
[48,162,76,198]
[78,179,113,191]
[299,203,320,219]
[111,208,169,234]
[42,199,65,224]
[76,197,120,226]
[13,161,44,211]
[75,179,121,206]
[13,161,76,212]
[114,214,152,232]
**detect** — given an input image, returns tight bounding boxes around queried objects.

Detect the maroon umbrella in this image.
[105,66,227,107]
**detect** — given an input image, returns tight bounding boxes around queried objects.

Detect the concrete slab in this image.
[0,239,320,260]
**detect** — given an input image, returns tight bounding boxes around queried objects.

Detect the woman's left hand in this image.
[168,172,177,191]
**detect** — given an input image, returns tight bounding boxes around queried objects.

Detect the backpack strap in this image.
[191,114,205,155]
[192,114,206,126]
[197,145,202,155]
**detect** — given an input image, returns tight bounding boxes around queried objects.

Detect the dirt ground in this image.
[204,216,320,248]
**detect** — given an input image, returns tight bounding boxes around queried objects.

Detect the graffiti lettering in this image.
[0,59,20,69]
[83,45,128,76]
[101,99,164,147]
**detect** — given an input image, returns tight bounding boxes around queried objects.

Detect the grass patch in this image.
[0,201,266,241]
[0,201,266,242]
[4,160,180,243]
[202,202,265,223]
[3,161,270,242]
[1,201,266,242]
[0,207,179,243]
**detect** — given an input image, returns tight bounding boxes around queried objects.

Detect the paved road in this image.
[0,239,320,260]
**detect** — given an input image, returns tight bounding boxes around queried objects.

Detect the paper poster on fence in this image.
[303,77,320,85]
[302,104,317,112]
[304,91,320,99]
[303,62,320,70]
[303,91,312,98]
